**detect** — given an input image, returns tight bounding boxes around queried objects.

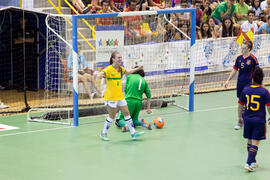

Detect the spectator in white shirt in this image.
[240,10,258,33]
[261,0,270,21]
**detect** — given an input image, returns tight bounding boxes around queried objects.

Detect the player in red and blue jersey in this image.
[225,41,259,130]
[238,67,270,172]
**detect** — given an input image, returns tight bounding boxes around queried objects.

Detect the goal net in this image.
[28,8,200,125]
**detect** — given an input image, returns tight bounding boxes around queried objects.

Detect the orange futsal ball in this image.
[153,117,165,128]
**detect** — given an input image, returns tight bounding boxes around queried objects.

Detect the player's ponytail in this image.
[253,67,264,85]
[109,51,120,65]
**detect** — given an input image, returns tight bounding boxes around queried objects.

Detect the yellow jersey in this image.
[103,65,126,101]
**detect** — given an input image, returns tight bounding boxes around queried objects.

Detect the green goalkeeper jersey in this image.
[124,74,151,101]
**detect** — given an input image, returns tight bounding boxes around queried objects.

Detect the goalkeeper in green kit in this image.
[115,67,152,132]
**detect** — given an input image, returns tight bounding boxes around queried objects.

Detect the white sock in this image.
[102,117,113,134]
[125,115,136,134]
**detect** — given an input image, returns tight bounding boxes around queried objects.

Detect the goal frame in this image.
[72,8,196,126]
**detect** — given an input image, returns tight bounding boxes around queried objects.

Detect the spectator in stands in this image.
[261,0,270,21]
[235,0,249,24]
[175,0,190,25]
[211,0,237,25]
[136,0,163,11]
[258,16,270,33]
[96,0,113,25]
[250,0,264,21]
[13,16,37,91]
[67,43,102,100]
[0,100,8,109]
[219,17,236,37]
[201,0,213,22]
[207,17,220,37]
[193,0,204,28]
[70,0,92,13]
[198,22,216,39]
[92,0,102,11]
[179,23,190,40]
[124,0,152,43]
[110,0,126,12]
[172,0,181,7]
[241,10,258,33]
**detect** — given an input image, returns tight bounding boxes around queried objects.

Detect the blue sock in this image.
[247,143,251,152]
[247,145,258,165]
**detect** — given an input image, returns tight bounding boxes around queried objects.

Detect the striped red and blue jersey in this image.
[234,54,259,85]
[239,85,270,123]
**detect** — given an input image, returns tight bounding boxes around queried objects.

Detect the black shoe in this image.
[27,87,38,91]
[82,6,92,14]
[115,119,121,127]
[17,88,25,92]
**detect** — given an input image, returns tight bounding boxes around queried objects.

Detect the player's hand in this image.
[137,65,143,70]
[224,81,229,88]
[146,109,152,114]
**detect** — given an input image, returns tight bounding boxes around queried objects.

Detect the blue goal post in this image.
[72,8,196,126]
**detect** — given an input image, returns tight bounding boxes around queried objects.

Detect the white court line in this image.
[0,126,73,137]
[0,105,237,137]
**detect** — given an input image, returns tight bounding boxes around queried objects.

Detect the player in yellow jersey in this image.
[97,51,144,141]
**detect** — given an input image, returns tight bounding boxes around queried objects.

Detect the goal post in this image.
[29,8,198,126]
[72,9,197,126]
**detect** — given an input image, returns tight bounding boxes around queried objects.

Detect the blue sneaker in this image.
[131,131,144,140]
[140,119,152,130]
[121,125,129,133]
[100,131,109,141]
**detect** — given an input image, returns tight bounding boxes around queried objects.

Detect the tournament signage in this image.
[95,25,125,68]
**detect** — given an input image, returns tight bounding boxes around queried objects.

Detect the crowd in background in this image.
[70,0,270,42]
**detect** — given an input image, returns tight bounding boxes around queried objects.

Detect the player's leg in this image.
[100,101,118,141]
[118,99,144,139]
[244,122,265,171]
[115,111,126,127]
[248,122,265,169]
[120,99,146,132]
[235,84,245,130]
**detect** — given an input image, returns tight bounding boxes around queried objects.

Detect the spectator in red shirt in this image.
[124,0,152,43]
[193,0,204,28]
[96,0,113,25]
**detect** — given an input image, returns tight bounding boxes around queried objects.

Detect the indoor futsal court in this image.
[1,3,270,180]
[1,89,270,180]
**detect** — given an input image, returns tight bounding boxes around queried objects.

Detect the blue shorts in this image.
[237,83,250,98]
[243,121,266,140]
[212,17,222,25]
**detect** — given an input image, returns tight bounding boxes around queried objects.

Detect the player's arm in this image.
[124,75,130,94]
[97,71,105,79]
[267,106,270,125]
[144,81,152,114]
[146,99,152,114]
[224,68,237,88]
[125,65,143,75]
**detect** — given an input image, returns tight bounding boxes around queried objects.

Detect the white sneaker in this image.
[234,123,241,130]
[245,164,255,172]
[0,103,8,109]
[251,162,258,169]
[90,92,96,99]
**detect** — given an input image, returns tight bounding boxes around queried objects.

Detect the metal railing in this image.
[47,0,96,51]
